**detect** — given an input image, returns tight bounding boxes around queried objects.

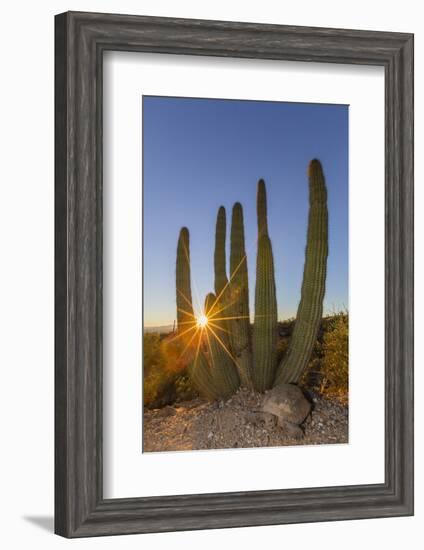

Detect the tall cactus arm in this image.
[213,206,234,342]
[253,180,278,391]
[275,159,329,385]
[176,227,195,334]
[257,178,269,238]
[229,202,253,388]
[214,206,228,297]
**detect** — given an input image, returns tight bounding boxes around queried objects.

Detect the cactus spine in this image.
[204,293,240,397]
[275,159,328,384]
[229,203,253,388]
[252,180,278,391]
[176,227,195,336]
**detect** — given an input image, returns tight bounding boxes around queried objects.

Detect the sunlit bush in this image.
[143,332,198,407]
[318,313,348,402]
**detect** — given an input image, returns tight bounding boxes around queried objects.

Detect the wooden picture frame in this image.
[55,11,414,538]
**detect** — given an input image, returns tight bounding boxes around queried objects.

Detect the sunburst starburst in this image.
[196,314,209,328]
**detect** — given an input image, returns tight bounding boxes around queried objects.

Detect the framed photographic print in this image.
[55,11,414,537]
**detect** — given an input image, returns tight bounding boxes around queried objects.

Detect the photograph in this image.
[142,96,349,452]
[0,1,415,544]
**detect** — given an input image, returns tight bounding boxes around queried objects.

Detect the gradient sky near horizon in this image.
[143,96,348,327]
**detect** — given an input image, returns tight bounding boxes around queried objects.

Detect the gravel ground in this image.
[143,388,348,452]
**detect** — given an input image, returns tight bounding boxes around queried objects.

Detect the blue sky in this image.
[143,96,348,326]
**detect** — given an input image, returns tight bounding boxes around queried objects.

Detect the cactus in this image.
[229,203,253,388]
[204,293,240,397]
[175,159,329,400]
[176,227,195,337]
[275,159,328,385]
[176,227,216,399]
[213,207,233,329]
[214,207,228,297]
[188,346,221,401]
[252,180,278,391]
[257,179,269,238]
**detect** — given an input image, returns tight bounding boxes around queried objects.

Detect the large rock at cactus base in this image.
[262,384,311,438]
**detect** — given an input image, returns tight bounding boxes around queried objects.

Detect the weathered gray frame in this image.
[55,11,414,538]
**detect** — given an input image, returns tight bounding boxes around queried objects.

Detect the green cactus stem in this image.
[257,178,269,238]
[176,227,195,336]
[253,180,278,391]
[188,348,221,401]
[204,293,240,397]
[229,202,253,388]
[275,159,329,385]
[213,206,234,336]
[214,206,228,297]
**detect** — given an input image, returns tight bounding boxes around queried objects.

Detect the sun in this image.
[196,314,209,329]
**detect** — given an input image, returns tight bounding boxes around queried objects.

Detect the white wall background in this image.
[0,1,420,548]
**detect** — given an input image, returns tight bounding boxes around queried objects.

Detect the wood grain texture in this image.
[54,11,414,538]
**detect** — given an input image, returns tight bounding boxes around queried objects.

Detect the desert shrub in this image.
[143,333,165,373]
[143,333,169,406]
[276,337,290,364]
[174,374,198,402]
[318,313,348,402]
[143,332,198,407]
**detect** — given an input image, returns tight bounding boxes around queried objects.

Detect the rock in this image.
[156,405,177,418]
[262,384,311,426]
[278,419,304,439]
